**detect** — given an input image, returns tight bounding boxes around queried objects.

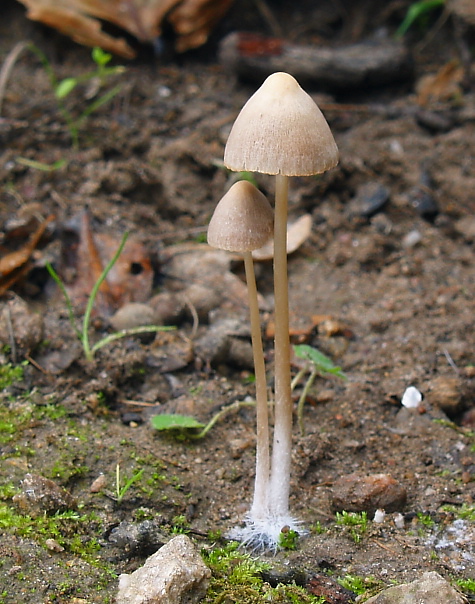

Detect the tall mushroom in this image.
[207,180,274,528]
[224,72,339,545]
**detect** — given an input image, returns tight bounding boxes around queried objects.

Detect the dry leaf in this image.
[16,0,234,58]
[252,214,313,261]
[0,215,54,296]
[416,60,464,106]
[61,212,153,317]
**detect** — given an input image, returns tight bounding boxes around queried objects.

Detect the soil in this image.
[1,1,474,603]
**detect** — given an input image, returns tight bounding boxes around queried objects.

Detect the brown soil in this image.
[1,1,474,603]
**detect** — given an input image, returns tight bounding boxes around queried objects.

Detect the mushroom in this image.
[224,72,339,546]
[207,180,274,526]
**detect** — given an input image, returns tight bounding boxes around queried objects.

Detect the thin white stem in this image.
[243,252,270,520]
[269,173,292,518]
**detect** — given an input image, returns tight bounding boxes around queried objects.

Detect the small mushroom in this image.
[208,180,274,523]
[224,72,339,547]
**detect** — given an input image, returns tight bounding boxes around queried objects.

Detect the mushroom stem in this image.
[269,173,292,517]
[243,251,270,520]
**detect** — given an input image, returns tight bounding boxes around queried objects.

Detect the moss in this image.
[201,543,327,603]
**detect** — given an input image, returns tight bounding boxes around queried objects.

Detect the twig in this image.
[0,41,29,116]
[443,348,460,374]
[6,303,16,363]
[24,353,49,375]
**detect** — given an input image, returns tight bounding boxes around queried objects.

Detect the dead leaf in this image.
[0,215,54,297]
[16,0,235,57]
[252,214,313,261]
[416,60,464,106]
[60,212,153,317]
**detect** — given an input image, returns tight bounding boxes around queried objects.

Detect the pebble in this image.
[116,534,211,604]
[148,292,186,324]
[331,473,407,515]
[455,215,475,241]
[110,302,157,331]
[12,473,76,517]
[427,376,463,415]
[109,519,167,558]
[347,182,390,219]
[90,474,107,493]
[364,571,466,603]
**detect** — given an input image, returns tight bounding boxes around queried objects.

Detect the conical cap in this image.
[207,180,274,252]
[224,72,339,176]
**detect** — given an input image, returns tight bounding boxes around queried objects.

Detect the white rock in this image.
[116,534,211,604]
[364,571,466,603]
[401,386,422,409]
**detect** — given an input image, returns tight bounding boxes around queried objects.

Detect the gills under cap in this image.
[207,180,274,253]
[224,72,339,177]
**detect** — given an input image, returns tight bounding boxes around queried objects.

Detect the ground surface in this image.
[0,0,474,603]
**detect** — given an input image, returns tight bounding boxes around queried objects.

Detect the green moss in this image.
[442,503,475,522]
[0,361,27,390]
[201,543,326,603]
[335,511,368,543]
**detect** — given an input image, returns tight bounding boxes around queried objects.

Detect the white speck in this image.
[394,513,405,529]
[373,509,386,523]
[401,386,422,408]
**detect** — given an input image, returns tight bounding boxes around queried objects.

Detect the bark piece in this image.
[219,33,413,90]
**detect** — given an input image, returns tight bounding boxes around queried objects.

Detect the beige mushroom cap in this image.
[207,180,274,252]
[224,72,339,176]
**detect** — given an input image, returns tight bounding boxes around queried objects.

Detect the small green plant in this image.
[454,577,475,596]
[292,344,346,435]
[416,512,435,528]
[336,511,368,544]
[15,157,68,172]
[338,574,384,599]
[151,399,256,440]
[115,464,145,503]
[0,360,27,390]
[277,527,299,550]
[170,515,190,534]
[396,0,445,37]
[28,44,126,147]
[46,232,175,362]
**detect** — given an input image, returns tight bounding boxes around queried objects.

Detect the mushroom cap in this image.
[207,180,274,252]
[224,72,339,176]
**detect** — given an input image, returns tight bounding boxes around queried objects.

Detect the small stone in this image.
[331,473,407,515]
[116,534,211,604]
[110,302,156,331]
[401,386,422,409]
[148,292,186,324]
[45,538,64,552]
[90,474,107,493]
[393,513,405,529]
[347,182,390,218]
[364,571,465,604]
[427,376,462,415]
[13,473,76,517]
[455,215,475,241]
